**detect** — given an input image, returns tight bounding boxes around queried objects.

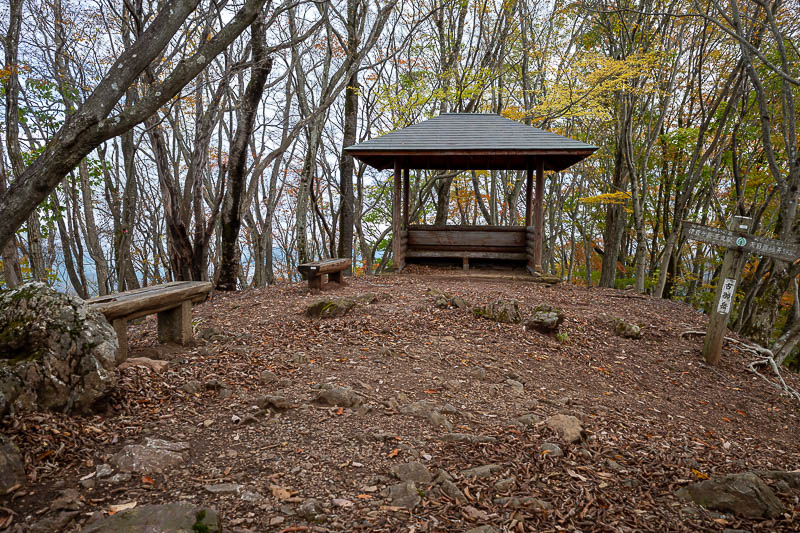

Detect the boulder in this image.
[524,305,565,334]
[473,299,521,324]
[79,503,221,533]
[110,438,189,474]
[0,282,117,416]
[391,461,433,483]
[0,435,25,493]
[427,289,469,310]
[545,414,585,443]
[305,298,357,318]
[382,481,421,509]
[615,318,642,339]
[676,472,784,519]
[313,384,362,407]
[461,464,502,479]
[400,400,452,430]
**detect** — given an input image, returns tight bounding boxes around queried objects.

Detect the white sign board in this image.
[716,278,737,315]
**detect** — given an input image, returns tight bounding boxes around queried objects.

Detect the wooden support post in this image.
[157,300,192,345]
[329,270,345,285]
[392,161,404,271]
[403,168,410,229]
[532,159,545,272]
[703,224,749,365]
[112,318,128,364]
[463,256,469,271]
[307,273,322,292]
[524,168,533,227]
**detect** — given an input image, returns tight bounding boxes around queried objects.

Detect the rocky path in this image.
[2,271,800,532]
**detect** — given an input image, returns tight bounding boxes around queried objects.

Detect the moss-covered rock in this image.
[473,299,521,324]
[524,304,565,334]
[79,503,221,533]
[305,297,357,318]
[0,282,117,416]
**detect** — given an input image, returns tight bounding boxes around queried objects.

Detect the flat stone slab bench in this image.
[88,281,213,360]
[297,258,351,292]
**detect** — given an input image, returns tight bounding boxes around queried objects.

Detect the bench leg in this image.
[157,301,192,345]
[308,274,322,292]
[463,257,469,271]
[113,319,128,364]
[329,270,344,285]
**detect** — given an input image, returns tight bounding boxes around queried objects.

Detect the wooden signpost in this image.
[684,216,800,365]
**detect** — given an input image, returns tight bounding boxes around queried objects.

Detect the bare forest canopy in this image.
[0,0,798,364]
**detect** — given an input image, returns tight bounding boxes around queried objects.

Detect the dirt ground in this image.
[3,268,800,532]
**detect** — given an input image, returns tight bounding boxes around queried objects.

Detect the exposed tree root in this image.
[680,330,800,402]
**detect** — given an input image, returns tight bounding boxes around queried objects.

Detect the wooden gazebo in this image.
[345,113,597,272]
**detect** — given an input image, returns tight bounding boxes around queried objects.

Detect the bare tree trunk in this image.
[218,15,272,290]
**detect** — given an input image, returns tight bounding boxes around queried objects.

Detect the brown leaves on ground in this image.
[3,269,800,532]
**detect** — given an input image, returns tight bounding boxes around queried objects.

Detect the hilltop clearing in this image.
[3,270,799,532]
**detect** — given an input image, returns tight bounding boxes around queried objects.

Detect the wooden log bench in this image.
[297,258,351,291]
[87,281,213,361]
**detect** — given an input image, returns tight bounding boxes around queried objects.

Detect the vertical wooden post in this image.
[402,168,410,229]
[532,158,545,272]
[703,218,750,365]
[392,161,404,271]
[113,319,128,364]
[157,300,192,345]
[524,168,533,227]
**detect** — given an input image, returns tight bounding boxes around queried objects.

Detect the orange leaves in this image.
[387,448,400,458]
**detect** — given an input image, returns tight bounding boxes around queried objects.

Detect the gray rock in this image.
[0,282,117,416]
[676,472,784,519]
[198,327,222,340]
[505,379,524,393]
[400,400,452,430]
[0,435,25,493]
[469,367,487,381]
[391,461,433,483]
[355,293,379,305]
[383,481,421,509]
[79,503,221,533]
[297,498,324,521]
[204,483,243,494]
[513,413,539,428]
[523,304,565,333]
[753,469,800,490]
[615,319,642,339]
[466,527,497,533]
[461,464,502,479]
[107,472,131,484]
[181,380,202,394]
[540,442,563,457]
[441,433,496,444]
[110,438,189,474]
[494,477,515,491]
[473,299,521,324]
[256,394,295,410]
[439,478,465,502]
[494,496,553,511]
[260,370,279,385]
[95,464,112,479]
[240,490,264,503]
[314,384,362,407]
[545,414,586,443]
[305,298,357,319]
[29,511,80,533]
[117,357,170,373]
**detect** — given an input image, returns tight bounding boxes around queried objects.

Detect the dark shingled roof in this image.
[345,113,598,171]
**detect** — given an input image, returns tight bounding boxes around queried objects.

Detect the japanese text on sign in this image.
[717,278,737,315]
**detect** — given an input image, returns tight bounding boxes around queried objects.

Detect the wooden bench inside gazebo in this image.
[345,113,597,272]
